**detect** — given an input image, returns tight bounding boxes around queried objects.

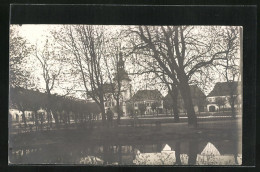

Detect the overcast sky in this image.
[11,24,241,98]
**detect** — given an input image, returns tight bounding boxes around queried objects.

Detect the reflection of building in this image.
[196,142,242,165]
[133,142,242,165]
[207,82,242,112]
[164,85,206,113]
[103,53,132,116]
[133,144,176,165]
[129,89,163,115]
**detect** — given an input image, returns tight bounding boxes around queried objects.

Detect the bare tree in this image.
[125,26,239,127]
[138,103,147,117]
[9,25,32,88]
[53,25,107,124]
[215,97,226,113]
[127,51,181,122]
[32,39,63,126]
[151,101,160,116]
[104,45,125,125]
[214,27,242,118]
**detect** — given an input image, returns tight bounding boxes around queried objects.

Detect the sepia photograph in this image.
[9,24,242,165]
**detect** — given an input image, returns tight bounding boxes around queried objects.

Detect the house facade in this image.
[129,89,164,115]
[206,82,242,112]
[164,85,206,113]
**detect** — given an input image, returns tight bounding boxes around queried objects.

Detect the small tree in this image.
[10,87,29,128]
[151,102,157,116]
[126,103,135,117]
[151,102,160,116]
[163,100,172,116]
[138,103,147,117]
[215,97,226,113]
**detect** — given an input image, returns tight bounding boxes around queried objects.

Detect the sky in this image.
[11,24,242,98]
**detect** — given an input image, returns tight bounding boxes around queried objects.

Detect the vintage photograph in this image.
[9,25,242,165]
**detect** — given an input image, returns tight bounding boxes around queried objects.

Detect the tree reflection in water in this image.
[188,140,199,165]
[10,140,242,165]
[175,141,181,165]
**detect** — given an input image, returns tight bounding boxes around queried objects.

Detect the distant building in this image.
[102,53,132,116]
[164,85,206,113]
[206,82,242,112]
[129,89,163,115]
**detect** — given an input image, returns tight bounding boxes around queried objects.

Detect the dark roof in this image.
[188,85,206,99]
[207,82,241,97]
[130,89,163,102]
[164,85,206,100]
[113,69,131,82]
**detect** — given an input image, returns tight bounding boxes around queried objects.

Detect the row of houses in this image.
[10,54,241,119]
[112,82,241,116]
[98,54,242,116]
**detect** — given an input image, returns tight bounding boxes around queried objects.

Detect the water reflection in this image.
[133,142,242,165]
[9,140,242,165]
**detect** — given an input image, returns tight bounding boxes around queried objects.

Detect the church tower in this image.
[114,52,132,115]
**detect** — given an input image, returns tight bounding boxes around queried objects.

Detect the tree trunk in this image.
[52,111,59,126]
[34,110,39,131]
[171,85,180,123]
[68,112,70,124]
[179,82,197,127]
[116,100,121,125]
[231,102,236,118]
[188,140,198,165]
[229,95,236,118]
[175,141,181,165]
[118,145,122,165]
[100,106,106,126]
[21,110,27,128]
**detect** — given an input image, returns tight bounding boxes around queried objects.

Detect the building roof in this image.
[113,69,131,82]
[207,82,241,97]
[164,85,206,101]
[130,89,163,102]
[188,85,206,99]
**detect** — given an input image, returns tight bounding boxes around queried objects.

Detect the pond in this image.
[9,137,242,165]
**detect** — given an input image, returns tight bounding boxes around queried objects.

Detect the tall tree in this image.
[125,26,239,127]
[214,27,241,118]
[53,25,107,124]
[104,47,125,125]
[32,39,63,126]
[9,25,32,88]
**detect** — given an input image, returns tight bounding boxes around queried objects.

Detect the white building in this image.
[129,89,164,115]
[207,82,242,112]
